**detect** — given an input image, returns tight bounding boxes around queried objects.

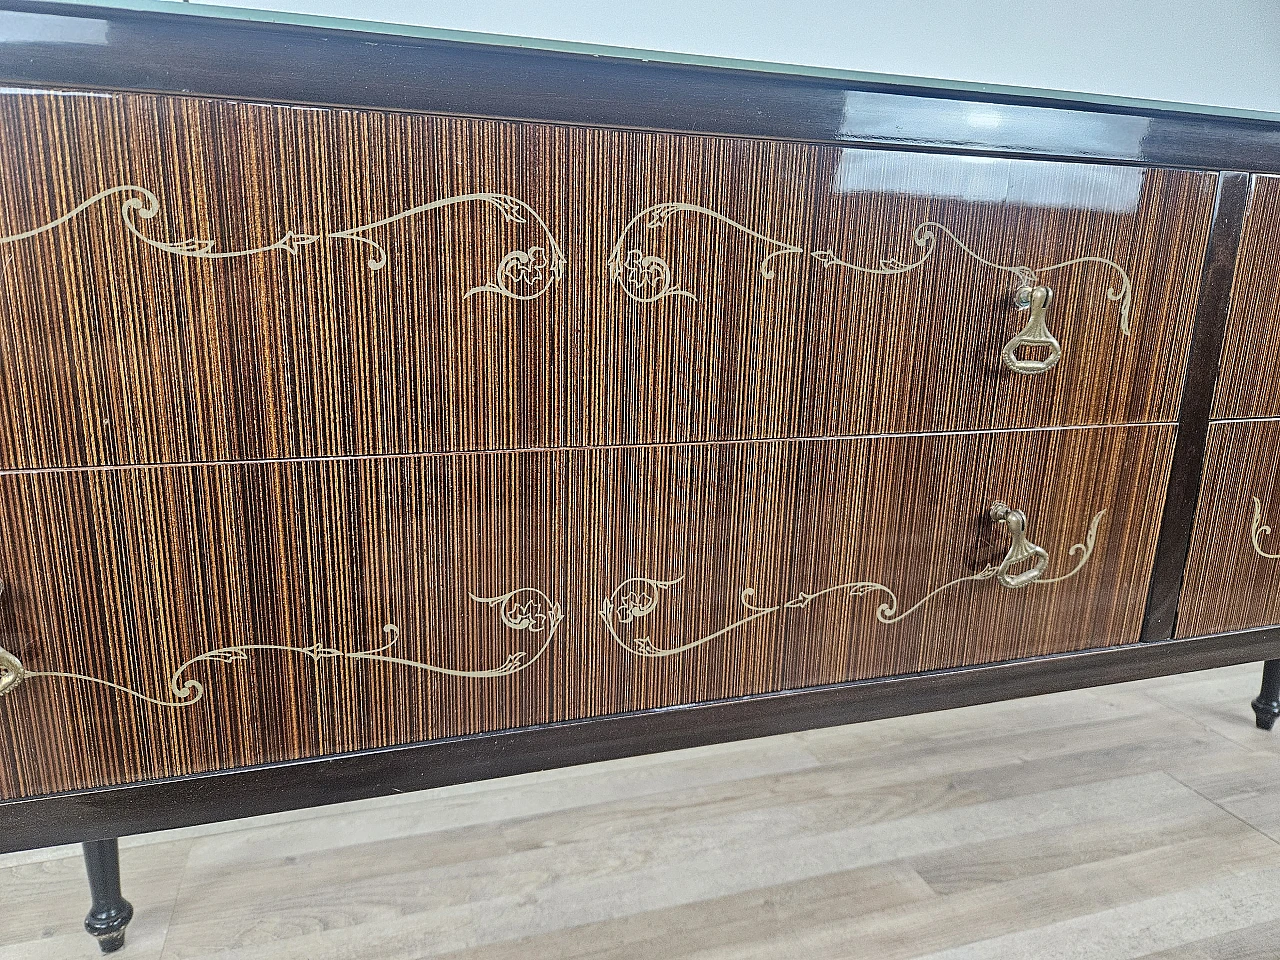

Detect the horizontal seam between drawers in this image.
[1205,415,1280,425]
[0,420,1180,476]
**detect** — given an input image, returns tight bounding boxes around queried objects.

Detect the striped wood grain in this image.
[1177,418,1280,637]
[0,423,1175,799]
[0,89,1215,469]
[0,89,576,469]
[575,134,1214,447]
[1212,175,1280,420]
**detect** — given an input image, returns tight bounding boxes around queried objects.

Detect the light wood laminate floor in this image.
[5,663,1280,959]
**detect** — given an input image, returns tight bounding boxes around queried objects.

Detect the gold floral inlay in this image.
[600,510,1105,658]
[0,587,561,706]
[1252,497,1280,560]
[0,510,1107,704]
[609,203,1133,335]
[0,186,566,301]
[608,203,803,303]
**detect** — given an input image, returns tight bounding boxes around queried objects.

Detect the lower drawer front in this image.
[0,424,1173,798]
[1178,419,1280,637]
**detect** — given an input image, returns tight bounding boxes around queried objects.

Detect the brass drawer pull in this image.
[1002,285,1061,375]
[0,646,22,697]
[990,501,1050,588]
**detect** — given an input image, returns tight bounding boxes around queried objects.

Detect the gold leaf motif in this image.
[0,586,562,708]
[0,187,566,304]
[1253,497,1280,560]
[607,203,802,304]
[611,206,1132,336]
[602,510,1106,658]
[199,649,250,665]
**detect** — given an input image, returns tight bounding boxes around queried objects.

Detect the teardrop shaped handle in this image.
[1002,285,1061,375]
[990,502,1050,588]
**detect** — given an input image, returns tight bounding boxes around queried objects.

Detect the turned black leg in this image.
[1252,660,1280,731]
[82,839,133,953]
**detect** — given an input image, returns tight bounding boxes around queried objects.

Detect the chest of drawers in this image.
[0,2,1279,869]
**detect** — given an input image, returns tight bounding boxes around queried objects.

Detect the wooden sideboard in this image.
[2,1,1280,951]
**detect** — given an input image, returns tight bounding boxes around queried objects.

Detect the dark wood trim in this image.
[2,2,1280,172]
[2,628,1277,853]
[1140,173,1252,641]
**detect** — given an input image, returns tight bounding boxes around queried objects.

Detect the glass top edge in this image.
[23,0,1280,126]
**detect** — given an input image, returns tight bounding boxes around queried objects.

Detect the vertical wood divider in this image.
[1140,172,1252,641]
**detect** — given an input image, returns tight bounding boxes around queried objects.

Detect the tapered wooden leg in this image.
[83,839,133,953]
[1252,660,1280,731]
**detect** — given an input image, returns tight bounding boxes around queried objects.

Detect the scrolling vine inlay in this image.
[0,510,1108,704]
[0,587,563,706]
[600,510,1106,658]
[1252,497,1280,560]
[0,187,567,301]
[608,203,1133,335]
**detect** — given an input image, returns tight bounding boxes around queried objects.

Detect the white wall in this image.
[183,0,1280,116]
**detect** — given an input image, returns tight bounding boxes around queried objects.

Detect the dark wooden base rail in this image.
[2,628,1276,855]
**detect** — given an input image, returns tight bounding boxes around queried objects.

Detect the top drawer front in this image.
[0,90,574,469]
[0,90,1216,469]
[581,138,1213,448]
[1214,175,1280,420]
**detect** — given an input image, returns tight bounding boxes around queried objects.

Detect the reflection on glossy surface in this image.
[25,0,1280,123]
[0,11,108,45]
[832,148,1145,212]
[838,90,1152,160]
[1212,174,1280,420]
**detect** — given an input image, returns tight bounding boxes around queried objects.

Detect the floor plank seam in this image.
[154,843,196,960]
[1164,771,1280,851]
[1135,688,1267,753]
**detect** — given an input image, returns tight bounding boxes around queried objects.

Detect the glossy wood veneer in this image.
[0,423,1173,799]
[0,89,575,469]
[0,90,1215,469]
[577,137,1213,448]
[0,0,1273,851]
[1213,175,1280,420]
[1178,419,1280,637]
[1138,172,1251,642]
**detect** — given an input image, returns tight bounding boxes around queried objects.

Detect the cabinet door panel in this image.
[1178,419,1280,637]
[1213,175,1280,420]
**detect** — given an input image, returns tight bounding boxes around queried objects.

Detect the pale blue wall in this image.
[181,0,1280,115]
